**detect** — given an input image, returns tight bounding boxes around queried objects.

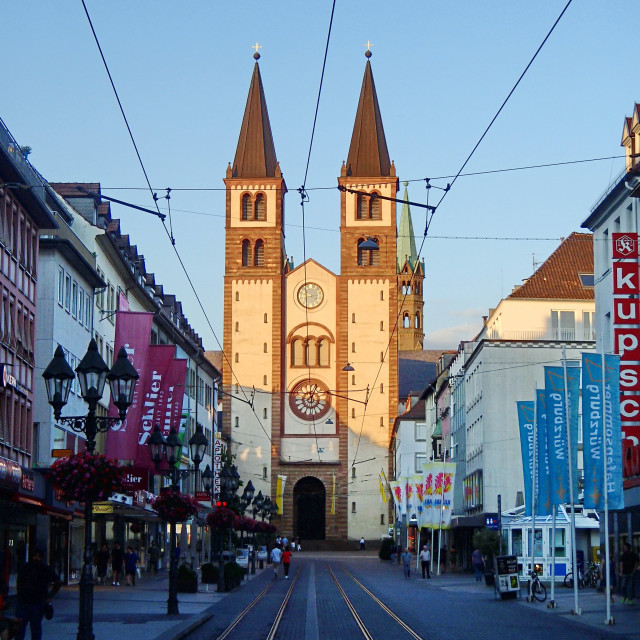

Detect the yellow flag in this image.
[276,475,287,515]
[379,475,388,502]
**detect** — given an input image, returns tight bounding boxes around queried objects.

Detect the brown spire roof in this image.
[508,232,594,300]
[232,62,278,178]
[346,59,391,177]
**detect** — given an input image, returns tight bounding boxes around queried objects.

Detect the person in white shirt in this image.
[419,545,431,579]
[270,546,282,579]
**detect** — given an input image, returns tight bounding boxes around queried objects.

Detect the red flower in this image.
[151,490,200,523]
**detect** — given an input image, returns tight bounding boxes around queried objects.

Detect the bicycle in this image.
[528,570,547,602]
[563,568,585,588]
[583,562,600,588]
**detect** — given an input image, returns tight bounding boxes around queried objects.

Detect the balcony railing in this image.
[487,328,595,342]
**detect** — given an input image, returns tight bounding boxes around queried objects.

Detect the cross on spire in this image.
[364,40,373,51]
[252,42,262,54]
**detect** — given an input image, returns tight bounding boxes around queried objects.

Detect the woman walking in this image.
[282,545,292,579]
[124,546,139,586]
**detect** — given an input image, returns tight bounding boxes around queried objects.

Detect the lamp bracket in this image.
[57,415,122,434]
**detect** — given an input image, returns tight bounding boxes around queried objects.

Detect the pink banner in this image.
[134,348,187,469]
[105,312,154,461]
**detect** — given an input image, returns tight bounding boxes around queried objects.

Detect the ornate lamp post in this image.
[43,341,139,640]
[148,424,208,615]
[251,491,264,572]
[238,480,254,577]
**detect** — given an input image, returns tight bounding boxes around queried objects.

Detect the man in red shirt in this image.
[282,546,292,579]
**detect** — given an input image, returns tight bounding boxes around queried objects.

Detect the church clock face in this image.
[297,283,324,309]
[289,379,331,421]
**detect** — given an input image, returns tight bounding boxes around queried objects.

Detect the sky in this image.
[3,1,638,353]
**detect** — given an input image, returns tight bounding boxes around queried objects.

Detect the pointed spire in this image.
[232,59,278,178]
[397,182,417,270]
[346,52,391,177]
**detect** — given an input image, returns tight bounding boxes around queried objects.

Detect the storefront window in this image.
[534,528,543,555]
[550,528,566,557]
[512,529,523,555]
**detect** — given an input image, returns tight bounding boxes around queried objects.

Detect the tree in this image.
[472,528,501,565]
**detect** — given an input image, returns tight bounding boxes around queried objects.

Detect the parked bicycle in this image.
[563,568,585,588]
[583,562,600,588]
[529,570,547,602]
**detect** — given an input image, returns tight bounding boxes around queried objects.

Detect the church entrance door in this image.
[294,477,325,540]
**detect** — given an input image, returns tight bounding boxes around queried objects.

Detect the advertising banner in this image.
[106,312,154,461]
[516,401,535,517]
[389,479,405,519]
[544,365,580,505]
[433,462,456,530]
[422,464,436,528]
[536,390,551,516]
[582,353,624,510]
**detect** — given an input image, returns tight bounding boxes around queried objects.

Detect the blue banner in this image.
[544,366,580,505]
[582,353,624,510]
[536,389,551,516]
[517,401,535,516]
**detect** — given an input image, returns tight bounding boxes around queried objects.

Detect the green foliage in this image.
[472,528,501,562]
[379,537,393,561]
[176,563,198,593]
[223,561,245,580]
[200,562,218,583]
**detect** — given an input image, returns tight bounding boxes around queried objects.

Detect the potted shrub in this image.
[472,528,501,586]
[200,562,218,584]
[378,537,393,561]
[176,563,198,593]
[223,561,244,591]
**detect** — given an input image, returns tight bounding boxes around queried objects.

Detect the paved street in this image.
[22,552,640,640]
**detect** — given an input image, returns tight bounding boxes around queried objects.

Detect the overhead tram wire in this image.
[296,0,337,462]
[81,1,279,457]
[349,0,574,470]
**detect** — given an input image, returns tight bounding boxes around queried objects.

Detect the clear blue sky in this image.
[4,1,637,351]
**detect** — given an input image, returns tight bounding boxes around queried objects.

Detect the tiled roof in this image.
[508,232,593,300]
[49,182,100,197]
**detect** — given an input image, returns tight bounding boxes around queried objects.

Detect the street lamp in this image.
[43,341,139,640]
[148,424,208,615]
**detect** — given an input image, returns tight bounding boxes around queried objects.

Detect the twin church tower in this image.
[221,52,424,543]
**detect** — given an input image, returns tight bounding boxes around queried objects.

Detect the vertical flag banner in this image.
[106,311,154,461]
[423,464,435,528]
[536,390,552,516]
[544,366,580,505]
[414,475,425,526]
[276,475,287,515]
[405,478,414,517]
[379,473,388,503]
[408,474,422,519]
[517,401,535,516]
[389,479,406,519]
[435,462,456,529]
[582,354,624,510]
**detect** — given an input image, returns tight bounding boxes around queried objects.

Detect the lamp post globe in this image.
[149,424,167,469]
[201,464,213,493]
[164,427,182,470]
[107,345,139,420]
[42,345,75,420]
[75,338,110,408]
[188,424,208,468]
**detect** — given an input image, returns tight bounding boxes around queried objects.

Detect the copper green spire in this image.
[397,182,417,270]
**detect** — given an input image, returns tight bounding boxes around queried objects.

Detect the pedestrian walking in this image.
[124,546,139,586]
[419,545,431,579]
[148,541,159,575]
[95,543,110,585]
[270,545,282,580]
[619,542,638,604]
[471,548,485,582]
[401,548,412,579]
[14,549,61,640]
[359,536,365,550]
[440,545,447,574]
[296,538,302,552]
[110,542,124,586]
[600,556,617,603]
[282,545,292,579]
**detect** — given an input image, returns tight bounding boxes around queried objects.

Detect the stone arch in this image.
[293,476,326,540]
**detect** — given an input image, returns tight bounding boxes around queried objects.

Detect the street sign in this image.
[195,491,211,503]
[51,449,73,458]
[486,516,499,529]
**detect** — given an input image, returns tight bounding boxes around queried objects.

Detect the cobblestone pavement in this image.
[23,553,640,640]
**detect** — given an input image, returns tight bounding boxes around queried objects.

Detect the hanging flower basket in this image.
[49,451,125,503]
[152,489,200,523]
[206,506,238,530]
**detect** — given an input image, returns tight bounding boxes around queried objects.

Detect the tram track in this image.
[211,561,426,640]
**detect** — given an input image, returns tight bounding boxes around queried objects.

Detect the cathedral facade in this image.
[222,54,423,542]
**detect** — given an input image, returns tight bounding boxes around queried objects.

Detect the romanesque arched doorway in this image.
[293,477,325,540]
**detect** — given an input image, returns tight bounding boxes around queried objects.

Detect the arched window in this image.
[380,352,384,362]
[254,193,266,221]
[357,238,380,266]
[380,383,384,394]
[305,339,317,366]
[352,408,356,418]
[235,322,239,332]
[403,313,410,329]
[242,240,251,266]
[264,375,268,385]
[234,353,239,363]
[241,193,251,220]
[352,342,356,353]
[380,320,384,331]
[352,374,356,385]
[291,339,303,366]
[415,313,420,328]
[380,290,384,300]
[254,240,264,267]
[263,342,268,353]
[356,194,367,219]
[318,339,329,366]
[264,313,268,323]
[263,408,268,419]
[380,417,384,427]
[352,313,356,323]
[370,192,381,219]
[234,417,239,428]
